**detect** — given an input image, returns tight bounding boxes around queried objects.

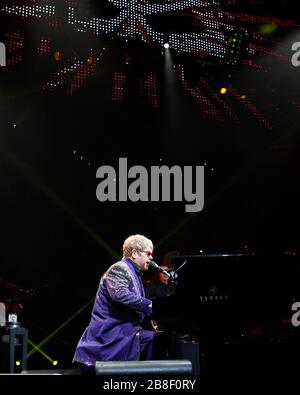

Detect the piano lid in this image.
[172,250,297,260]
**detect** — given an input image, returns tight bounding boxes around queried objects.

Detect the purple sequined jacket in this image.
[73,259,153,365]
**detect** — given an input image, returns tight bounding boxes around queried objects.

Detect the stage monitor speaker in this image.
[95,360,193,375]
[21,369,81,375]
[177,340,200,375]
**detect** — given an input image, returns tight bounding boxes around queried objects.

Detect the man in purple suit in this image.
[73,234,155,373]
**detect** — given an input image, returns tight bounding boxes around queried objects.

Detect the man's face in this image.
[132,246,153,271]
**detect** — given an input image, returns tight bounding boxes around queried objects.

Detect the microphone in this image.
[147,261,171,277]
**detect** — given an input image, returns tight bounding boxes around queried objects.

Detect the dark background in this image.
[1,0,300,370]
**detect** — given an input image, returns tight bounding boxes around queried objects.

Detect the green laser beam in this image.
[0,142,120,260]
[27,297,94,359]
[28,338,55,363]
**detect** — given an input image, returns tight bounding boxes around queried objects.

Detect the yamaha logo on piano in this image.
[199,286,229,302]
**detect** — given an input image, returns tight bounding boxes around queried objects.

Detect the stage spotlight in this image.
[164,43,170,49]
[53,51,61,61]
[220,87,227,94]
[53,360,58,366]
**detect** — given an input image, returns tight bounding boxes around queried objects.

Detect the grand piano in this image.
[150,251,300,377]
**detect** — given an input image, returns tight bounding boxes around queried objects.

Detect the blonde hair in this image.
[123,234,153,258]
